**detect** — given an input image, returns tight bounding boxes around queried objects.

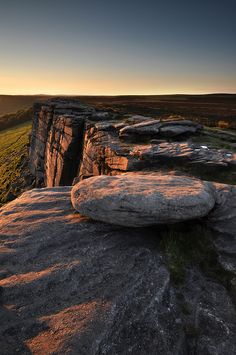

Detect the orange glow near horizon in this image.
[1,70,236,96]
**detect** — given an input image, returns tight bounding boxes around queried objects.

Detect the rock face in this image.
[29,99,96,187]
[1,188,236,354]
[29,99,236,187]
[71,173,215,227]
[208,183,236,274]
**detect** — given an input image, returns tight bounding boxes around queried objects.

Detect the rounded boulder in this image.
[71,173,216,227]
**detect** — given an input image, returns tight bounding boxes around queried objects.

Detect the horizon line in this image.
[0,92,236,97]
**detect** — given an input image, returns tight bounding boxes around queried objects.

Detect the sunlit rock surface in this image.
[119,119,202,141]
[1,188,236,354]
[29,100,236,187]
[29,99,96,187]
[71,173,215,227]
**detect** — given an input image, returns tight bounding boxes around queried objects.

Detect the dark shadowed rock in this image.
[208,183,236,274]
[71,173,216,227]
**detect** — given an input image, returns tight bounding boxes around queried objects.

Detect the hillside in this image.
[0,107,33,132]
[0,95,51,115]
[0,121,33,205]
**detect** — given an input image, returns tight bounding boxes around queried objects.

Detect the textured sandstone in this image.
[119,119,202,141]
[30,100,236,187]
[29,99,96,187]
[208,183,236,274]
[131,143,236,171]
[78,124,236,183]
[1,188,236,354]
[71,173,216,227]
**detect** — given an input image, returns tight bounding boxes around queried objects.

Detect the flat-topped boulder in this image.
[71,173,215,227]
[119,119,202,141]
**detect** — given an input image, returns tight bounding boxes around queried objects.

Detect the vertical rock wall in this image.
[29,99,95,187]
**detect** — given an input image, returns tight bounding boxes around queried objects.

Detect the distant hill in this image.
[0,95,51,115]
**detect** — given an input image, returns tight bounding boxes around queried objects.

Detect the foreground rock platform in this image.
[71,173,215,227]
[1,188,236,354]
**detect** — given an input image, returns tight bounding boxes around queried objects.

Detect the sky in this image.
[0,0,235,95]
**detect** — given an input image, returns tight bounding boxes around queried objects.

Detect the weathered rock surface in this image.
[29,99,97,187]
[78,122,236,183]
[119,119,202,141]
[1,188,236,354]
[131,143,236,179]
[71,173,216,227]
[208,184,236,274]
[29,99,236,187]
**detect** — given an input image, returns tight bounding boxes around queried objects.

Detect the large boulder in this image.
[71,173,216,227]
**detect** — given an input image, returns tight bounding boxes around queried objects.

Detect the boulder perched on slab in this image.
[71,173,216,227]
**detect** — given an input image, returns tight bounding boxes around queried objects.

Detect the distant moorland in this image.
[0,95,51,115]
[1,93,236,129]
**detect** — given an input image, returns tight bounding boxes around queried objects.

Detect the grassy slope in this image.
[0,121,32,205]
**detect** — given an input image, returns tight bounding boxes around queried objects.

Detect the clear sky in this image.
[0,0,235,95]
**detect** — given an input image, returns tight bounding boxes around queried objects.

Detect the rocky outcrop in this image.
[119,119,202,141]
[130,143,236,181]
[29,99,236,187]
[71,173,215,227]
[29,99,96,187]
[2,98,236,353]
[78,122,236,182]
[1,188,236,354]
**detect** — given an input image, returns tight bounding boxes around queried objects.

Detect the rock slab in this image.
[119,119,202,141]
[1,188,236,354]
[71,173,216,227]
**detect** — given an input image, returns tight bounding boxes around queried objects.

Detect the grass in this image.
[191,134,236,152]
[0,121,32,205]
[160,223,231,286]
